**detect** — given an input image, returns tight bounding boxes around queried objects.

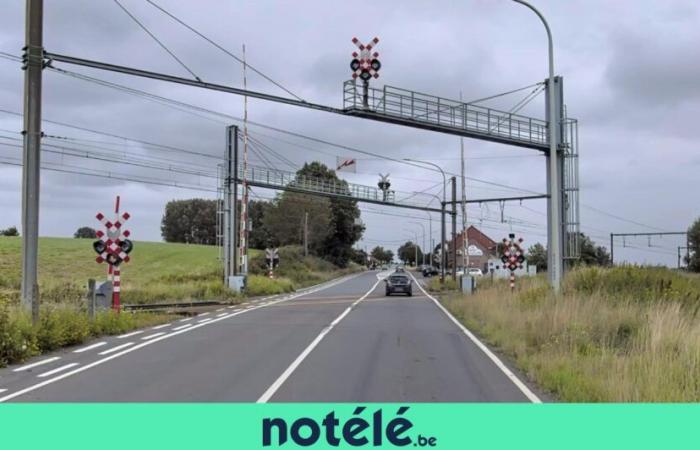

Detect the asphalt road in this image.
[0,270,540,402]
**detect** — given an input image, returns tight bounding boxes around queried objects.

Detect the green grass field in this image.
[442,266,700,401]
[0,237,357,305]
[0,237,359,366]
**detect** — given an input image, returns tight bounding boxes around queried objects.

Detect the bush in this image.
[0,299,38,366]
[245,275,295,296]
[0,301,174,368]
[426,277,458,293]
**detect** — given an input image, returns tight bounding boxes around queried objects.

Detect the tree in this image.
[248,200,274,249]
[0,226,19,237]
[73,226,97,239]
[397,241,423,266]
[578,233,611,266]
[371,246,393,264]
[161,199,217,244]
[350,248,368,266]
[294,162,364,267]
[263,192,332,254]
[687,217,700,272]
[526,243,548,272]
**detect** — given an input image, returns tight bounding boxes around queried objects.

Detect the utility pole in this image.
[451,176,457,281]
[303,211,309,257]
[459,91,469,272]
[513,0,562,291]
[21,0,44,323]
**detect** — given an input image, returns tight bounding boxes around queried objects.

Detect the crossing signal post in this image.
[501,233,525,292]
[351,37,380,109]
[265,248,280,279]
[93,196,133,312]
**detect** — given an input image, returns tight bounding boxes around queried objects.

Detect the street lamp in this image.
[512,0,561,291]
[409,221,426,266]
[404,159,447,280]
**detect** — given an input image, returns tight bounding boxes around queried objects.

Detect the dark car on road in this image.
[422,266,439,277]
[385,272,413,296]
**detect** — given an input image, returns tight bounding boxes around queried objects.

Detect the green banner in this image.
[1,404,698,449]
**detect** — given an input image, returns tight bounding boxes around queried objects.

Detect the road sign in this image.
[93,196,133,311]
[500,233,525,290]
[351,37,380,81]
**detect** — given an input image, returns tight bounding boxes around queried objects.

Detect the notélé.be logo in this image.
[262,406,437,447]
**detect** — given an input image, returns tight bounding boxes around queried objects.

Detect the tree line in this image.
[159,162,364,268]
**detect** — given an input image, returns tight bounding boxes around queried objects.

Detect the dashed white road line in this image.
[216,313,227,318]
[198,312,211,317]
[117,330,143,339]
[151,324,171,330]
[179,317,193,322]
[216,308,225,312]
[197,318,212,324]
[98,342,134,355]
[13,357,60,372]
[227,306,236,309]
[141,332,167,340]
[73,342,107,353]
[0,272,363,403]
[172,323,192,331]
[37,363,79,378]
[257,277,382,403]
[0,389,7,394]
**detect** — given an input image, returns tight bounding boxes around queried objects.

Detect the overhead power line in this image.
[144,0,304,101]
[113,0,202,81]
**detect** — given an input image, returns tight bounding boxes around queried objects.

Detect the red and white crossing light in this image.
[501,233,525,291]
[92,196,133,311]
[351,37,381,81]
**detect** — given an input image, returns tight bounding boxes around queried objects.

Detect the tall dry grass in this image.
[443,267,700,402]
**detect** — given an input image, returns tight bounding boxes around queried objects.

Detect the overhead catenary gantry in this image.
[20,0,579,315]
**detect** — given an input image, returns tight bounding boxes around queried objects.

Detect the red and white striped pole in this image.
[510,273,515,292]
[112,196,120,312]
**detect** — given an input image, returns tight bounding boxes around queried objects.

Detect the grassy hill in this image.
[0,237,356,305]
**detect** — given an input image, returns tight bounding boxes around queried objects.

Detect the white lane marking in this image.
[73,342,107,353]
[179,317,193,322]
[37,363,79,378]
[227,306,237,309]
[197,318,212,324]
[216,308,225,312]
[216,313,227,318]
[13,357,60,372]
[141,332,166,340]
[151,324,171,330]
[117,330,143,339]
[198,312,211,317]
[408,272,542,403]
[172,323,192,331]
[0,389,6,394]
[0,272,364,403]
[98,342,134,355]
[257,278,382,403]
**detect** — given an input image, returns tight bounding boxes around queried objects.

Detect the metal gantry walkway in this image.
[238,164,443,213]
[343,81,549,151]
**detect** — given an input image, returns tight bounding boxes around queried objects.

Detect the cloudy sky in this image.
[1,0,698,266]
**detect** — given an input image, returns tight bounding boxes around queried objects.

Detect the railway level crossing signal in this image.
[265,247,280,279]
[92,196,133,311]
[351,37,381,81]
[501,233,525,291]
[351,37,381,109]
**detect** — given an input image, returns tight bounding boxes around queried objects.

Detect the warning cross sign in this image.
[92,196,134,311]
[351,37,381,81]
